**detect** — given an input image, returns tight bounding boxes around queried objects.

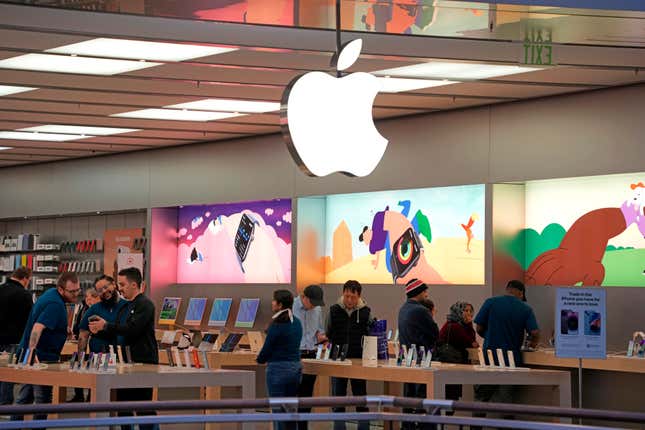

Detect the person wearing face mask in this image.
[256,289,303,430]
[398,278,439,430]
[77,275,127,357]
[436,302,479,405]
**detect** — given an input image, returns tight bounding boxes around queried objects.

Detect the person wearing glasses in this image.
[77,275,128,357]
[11,272,81,423]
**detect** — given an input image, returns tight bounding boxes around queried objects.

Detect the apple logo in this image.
[281,39,388,177]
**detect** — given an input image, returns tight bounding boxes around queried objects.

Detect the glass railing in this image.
[2,0,644,48]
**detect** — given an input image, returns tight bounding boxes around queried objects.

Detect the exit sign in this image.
[523,28,554,66]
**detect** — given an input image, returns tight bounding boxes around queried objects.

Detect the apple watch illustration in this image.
[234,213,257,272]
[389,227,423,284]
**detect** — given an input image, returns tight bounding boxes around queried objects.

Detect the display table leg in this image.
[383,382,402,430]
[91,380,110,430]
[558,375,572,423]
[312,374,330,413]
[240,372,256,430]
[51,385,66,419]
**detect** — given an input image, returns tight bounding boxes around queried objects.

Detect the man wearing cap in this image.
[398,278,439,430]
[472,279,539,425]
[293,285,327,430]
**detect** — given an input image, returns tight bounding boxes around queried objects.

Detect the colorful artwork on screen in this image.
[177,199,291,283]
[507,173,645,287]
[319,184,485,285]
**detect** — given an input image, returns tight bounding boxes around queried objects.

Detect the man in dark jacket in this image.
[326,280,372,430]
[89,267,158,430]
[398,278,439,430]
[0,266,33,405]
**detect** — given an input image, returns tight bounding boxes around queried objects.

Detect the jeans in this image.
[0,344,15,405]
[297,350,317,430]
[266,361,302,430]
[11,384,53,426]
[116,387,159,430]
[331,377,369,430]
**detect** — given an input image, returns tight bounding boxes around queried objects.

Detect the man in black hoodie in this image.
[398,278,439,430]
[326,280,372,430]
[0,266,33,405]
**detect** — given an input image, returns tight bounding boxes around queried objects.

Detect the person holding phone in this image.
[78,276,127,358]
[88,267,158,430]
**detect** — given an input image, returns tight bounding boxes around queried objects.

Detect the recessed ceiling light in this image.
[0,85,38,96]
[21,125,139,136]
[167,99,280,113]
[374,61,540,80]
[111,109,243,122]
[0,146,11,151]
[47,38,237,62]
[0,131,87,142]
[376,77,457,93]
[0,53,160,76]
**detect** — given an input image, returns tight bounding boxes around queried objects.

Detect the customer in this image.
[436,302,478,403]
[293,284,326,430]
[89,267,158,430]
[12,272,80,423]
[256,289,303,430]
[78,276,128,355]
[68,285,100,402]
[397,278,439,430]
[326,280,372,430]
[473,280,539,420]
[0,266,33,405]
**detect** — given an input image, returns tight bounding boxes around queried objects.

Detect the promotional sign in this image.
[555,288,606,359]
[177,199,291,284]
[299,184,485,285]
[500,172,645,287]
[104,228,145,279]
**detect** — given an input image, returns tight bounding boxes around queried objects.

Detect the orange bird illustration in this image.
[460,213,478,253]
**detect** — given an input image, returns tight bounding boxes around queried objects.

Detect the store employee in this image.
[89,267,158,430]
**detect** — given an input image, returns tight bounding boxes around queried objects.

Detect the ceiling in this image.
[0,2,643,168]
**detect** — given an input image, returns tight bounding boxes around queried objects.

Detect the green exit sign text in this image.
[523,28,554,66]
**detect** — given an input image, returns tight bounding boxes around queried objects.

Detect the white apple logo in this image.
[281,39,388,177]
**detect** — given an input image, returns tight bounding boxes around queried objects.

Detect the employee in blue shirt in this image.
[473,280,539,424]
[12,272,80,423]
[293,285,326,430]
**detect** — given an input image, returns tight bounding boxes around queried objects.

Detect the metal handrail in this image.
[0,395,643,424]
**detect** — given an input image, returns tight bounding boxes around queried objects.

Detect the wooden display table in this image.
[303,360,571,407]
[0,363,255,430]
[523,349,645,373]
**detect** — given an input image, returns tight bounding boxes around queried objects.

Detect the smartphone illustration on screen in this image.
[234,213,256,272]
[390,228,423,284]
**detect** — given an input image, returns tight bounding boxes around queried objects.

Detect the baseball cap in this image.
[303,284,325,307]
